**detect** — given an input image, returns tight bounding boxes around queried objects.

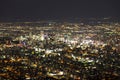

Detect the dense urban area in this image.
[0,18,120,80]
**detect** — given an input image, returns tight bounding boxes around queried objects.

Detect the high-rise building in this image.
[40,31,44,41]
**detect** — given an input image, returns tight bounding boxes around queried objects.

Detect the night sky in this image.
[0,0,120,21]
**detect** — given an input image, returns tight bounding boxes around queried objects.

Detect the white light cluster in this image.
[80,39,94,45]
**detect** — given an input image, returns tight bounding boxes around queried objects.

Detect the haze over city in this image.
[0,0,120,21]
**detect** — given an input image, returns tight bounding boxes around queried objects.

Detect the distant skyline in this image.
[0,0,120,21]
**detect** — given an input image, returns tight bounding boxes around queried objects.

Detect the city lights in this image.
[0,19,120,79]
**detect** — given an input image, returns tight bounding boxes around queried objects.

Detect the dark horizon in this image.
[0,0,120,22]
